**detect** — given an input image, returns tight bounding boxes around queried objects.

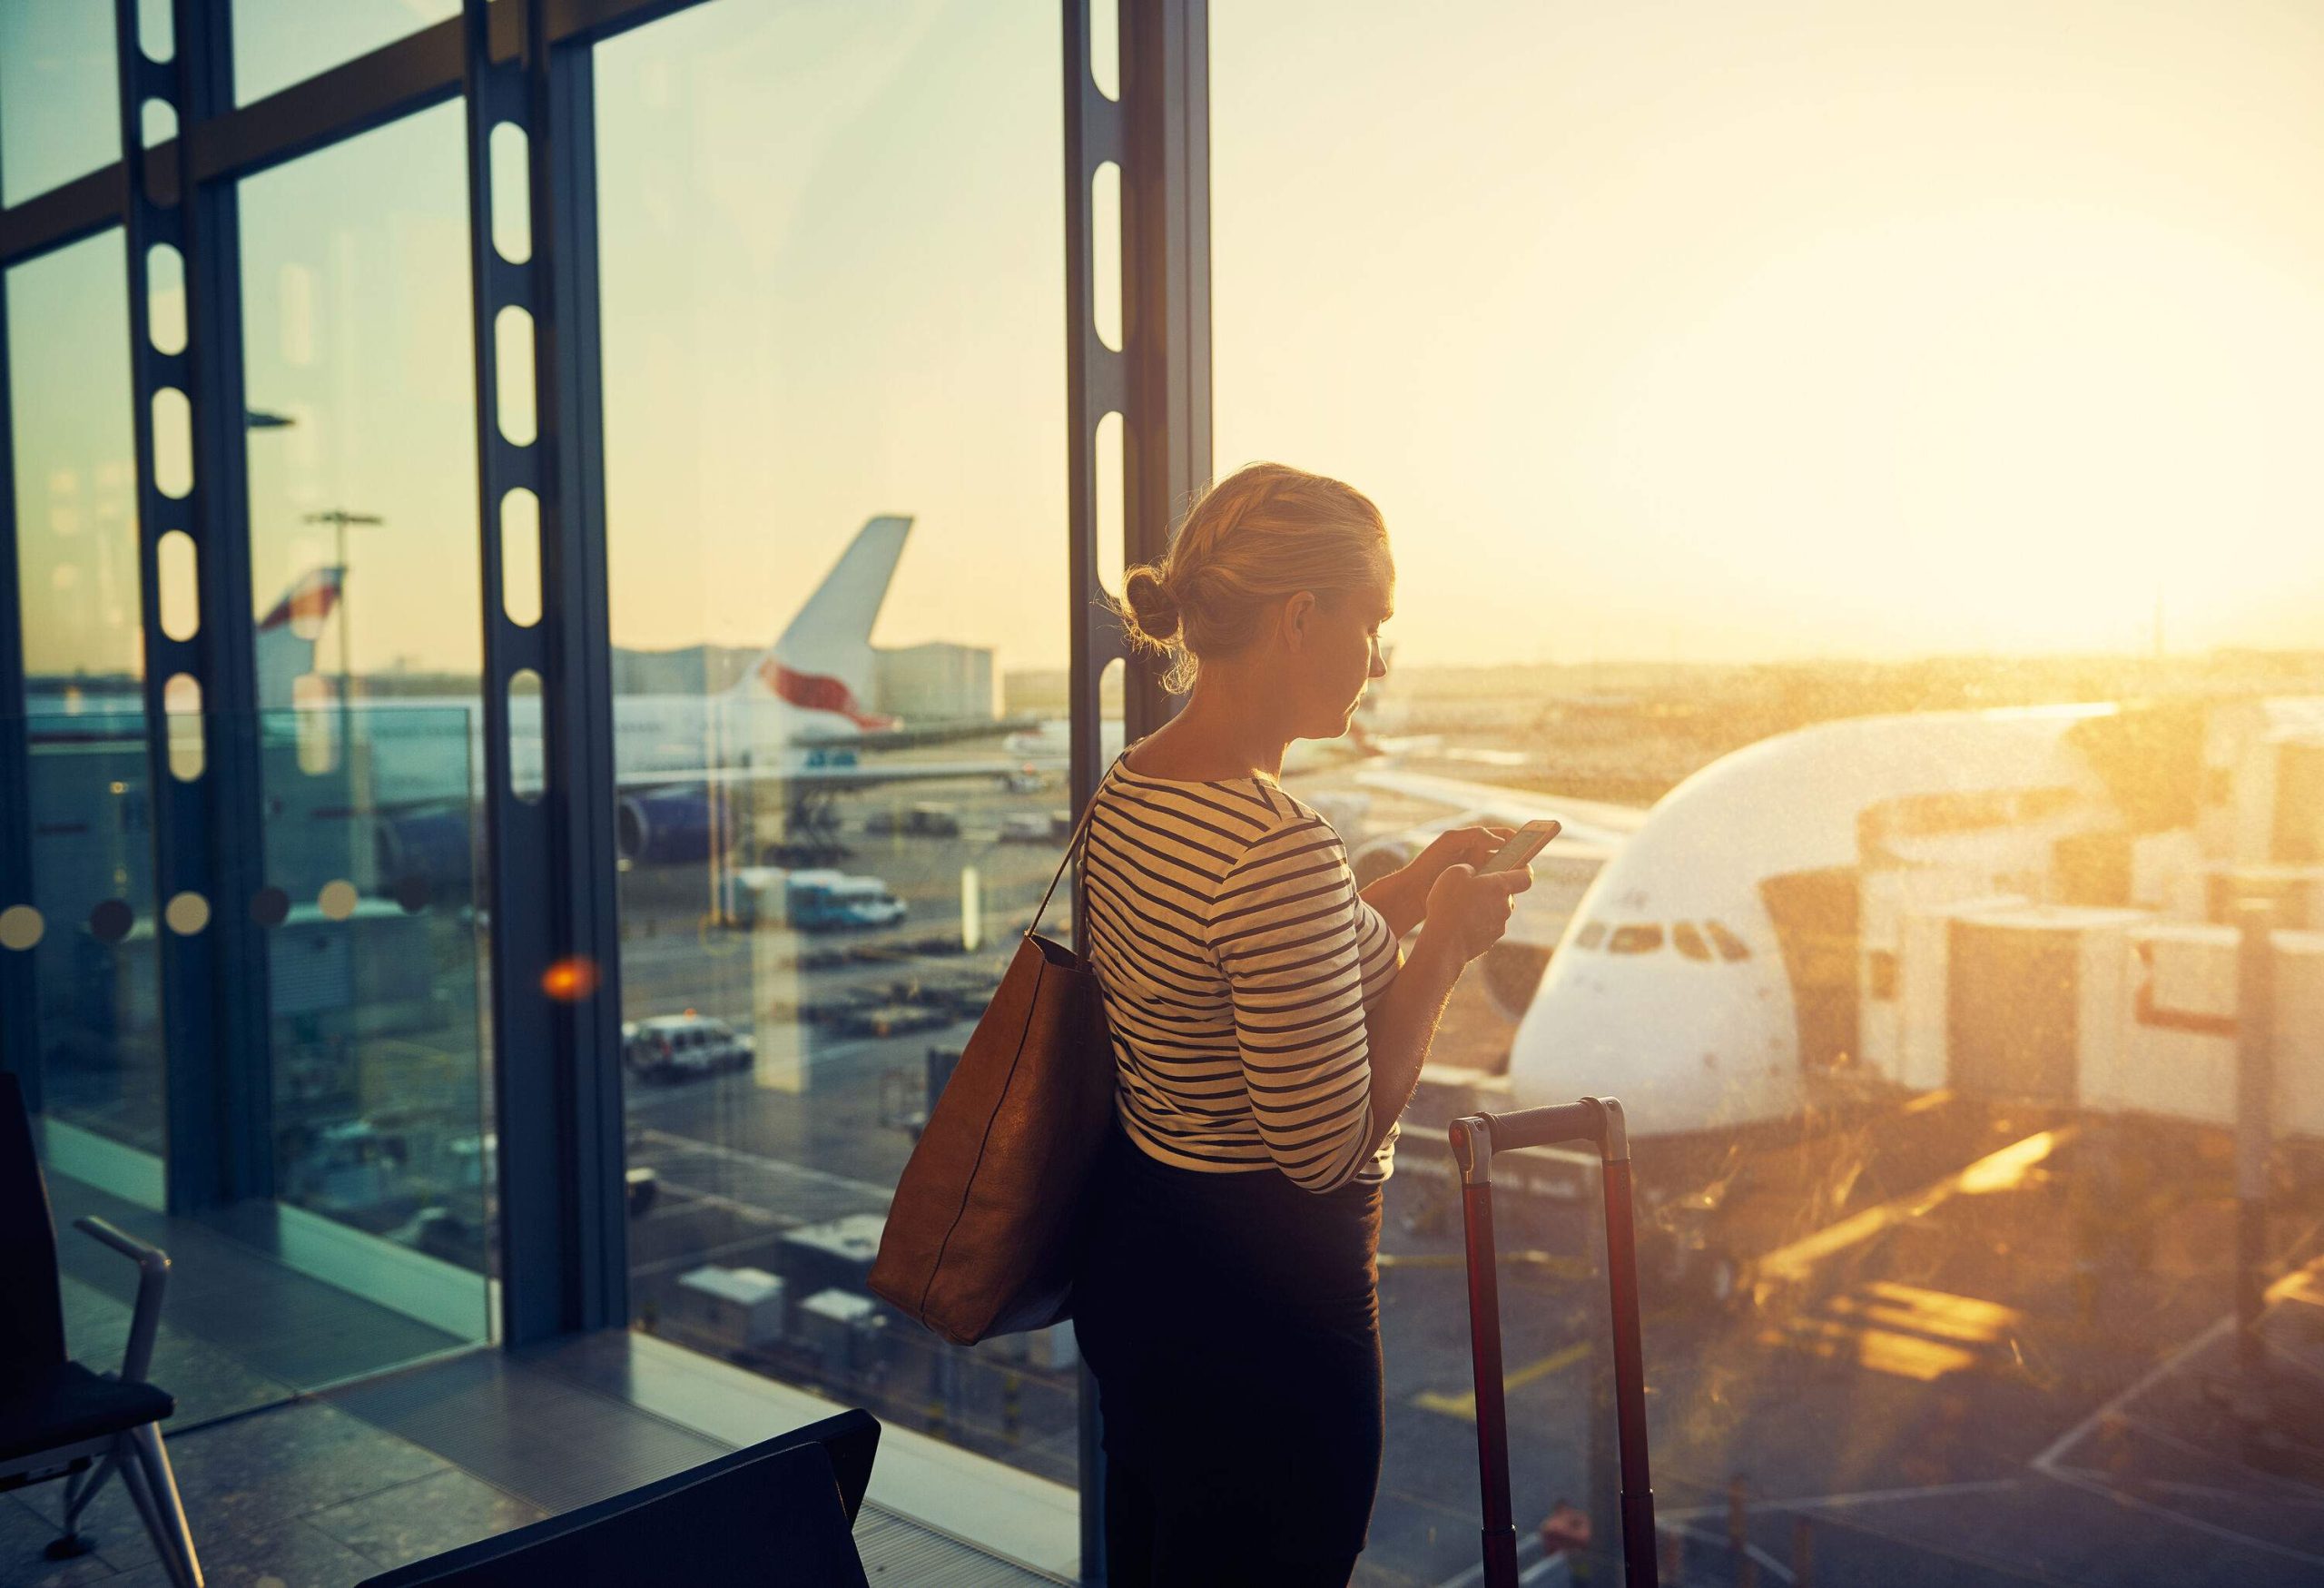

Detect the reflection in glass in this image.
[0,4,119,206]
[237,104,491,1339]
[5,232,162,1166]
[596,0,1068,1493]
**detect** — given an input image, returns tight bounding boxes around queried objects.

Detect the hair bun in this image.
[1125,567,1181,641]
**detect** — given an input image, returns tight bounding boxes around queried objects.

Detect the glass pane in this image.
[595,0,1070,1534]
[238,102,492,1346]
[5,231,162,1172]
[1216,5,2324,1583]
[0,2,120,206]
[232,0,461,106]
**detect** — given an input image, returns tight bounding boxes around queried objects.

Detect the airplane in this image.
[1311,704,2175,1307]
[1331,697,2319,1159]
[183,516,1046,883]
[1496,707,2116,1134]
[1319,707,2128,1138]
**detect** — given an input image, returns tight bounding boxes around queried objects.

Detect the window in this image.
[1218,5,2324,1578]
[0,3,119,205]
[595,0,1071,1498]
[232,0,458,106]
[236,103,493,1342]
[1606,923,1664,955]
[1867,948,1898,1002]
[5,231,160,1166]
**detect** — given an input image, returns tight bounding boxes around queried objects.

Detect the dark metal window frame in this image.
[1064,5,1209,1570]
[1,0,1212,1573]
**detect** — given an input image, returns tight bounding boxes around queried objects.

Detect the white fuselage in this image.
[1504,706,2118,1138]
[237,689,874,808]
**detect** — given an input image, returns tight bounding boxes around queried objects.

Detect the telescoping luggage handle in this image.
[1449,1097,1658,1588]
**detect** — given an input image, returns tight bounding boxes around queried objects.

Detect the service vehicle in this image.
[623,1014,755,1081]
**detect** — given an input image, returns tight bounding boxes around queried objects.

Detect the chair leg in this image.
[115,1432,202,1588]
[44,1443,121,1560]
[127,1424,204,1588]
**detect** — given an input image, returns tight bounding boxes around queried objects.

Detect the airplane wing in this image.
[831,714,1047,755]
[612,757,1035,796]
[1346,766,1648,853]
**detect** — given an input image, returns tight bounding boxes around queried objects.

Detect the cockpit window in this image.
[1704,920,1751,962]
[1607,924,1663,955]
[1672,922,1710,962]
[1575,922,1606,950]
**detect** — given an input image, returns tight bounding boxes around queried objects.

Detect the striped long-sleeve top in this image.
[1079,757,1404,1191]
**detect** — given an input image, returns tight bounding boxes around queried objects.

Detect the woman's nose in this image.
[1367,638,1388,679]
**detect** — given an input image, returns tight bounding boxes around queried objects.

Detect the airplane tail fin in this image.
[256,566,344,712]
[731,515,910,729]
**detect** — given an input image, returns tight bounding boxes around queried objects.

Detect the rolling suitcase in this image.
[1450,1097,1659,1588]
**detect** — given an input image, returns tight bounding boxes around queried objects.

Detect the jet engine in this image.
[616,787,727,865]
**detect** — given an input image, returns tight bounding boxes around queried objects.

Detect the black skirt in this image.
[1072,1120,1385,1571]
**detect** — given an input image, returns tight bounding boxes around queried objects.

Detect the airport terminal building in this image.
[5,4,2324,1585]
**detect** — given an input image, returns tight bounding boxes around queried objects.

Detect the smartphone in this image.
[1477,818,1561,874]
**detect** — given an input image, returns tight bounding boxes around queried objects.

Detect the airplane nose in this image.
[1509,956,1775,1133]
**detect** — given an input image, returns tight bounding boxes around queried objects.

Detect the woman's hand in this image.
[1361,825,1512,936]
[1421,861,1533,963]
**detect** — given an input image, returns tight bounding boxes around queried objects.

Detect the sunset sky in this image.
[9,0,2324,679]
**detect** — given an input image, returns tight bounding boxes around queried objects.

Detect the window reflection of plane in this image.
[247,516,1046,885]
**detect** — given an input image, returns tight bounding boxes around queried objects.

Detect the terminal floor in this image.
[1,1346,1055,1588]
[2,1376,1055,1581]
[8,1173,1055,1587]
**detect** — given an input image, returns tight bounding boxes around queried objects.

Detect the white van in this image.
[622,1014,755,1081]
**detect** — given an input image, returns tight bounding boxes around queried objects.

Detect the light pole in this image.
[303,508,382,786]
[302,508,383,705]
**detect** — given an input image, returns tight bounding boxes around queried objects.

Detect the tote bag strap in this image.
[1025,741,1139,941]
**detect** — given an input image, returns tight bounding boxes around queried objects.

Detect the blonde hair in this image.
[1113,462,1392,694]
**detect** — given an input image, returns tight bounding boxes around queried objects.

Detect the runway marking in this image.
[1754,1127,2073,1287]
[1662,1522,1798,1584]
[2136,1477,2324,1512]
[629,1229,789,1278]
[640,1179,787,1227]
[2040,1465,2324,1568]
[1426,1528,1543,1588]
[1413,1340,1593,1419]
[2024,1307,2324,1567]
[633,1127,896,1208]
[1378,1249,1590,1280]
[1658,1476,2024,1523]
[2027,1314,2231,1474]
[2083,1410,2324,1503]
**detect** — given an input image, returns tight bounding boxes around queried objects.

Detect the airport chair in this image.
[355,1408,880,1587]
[0,1072,205,1587]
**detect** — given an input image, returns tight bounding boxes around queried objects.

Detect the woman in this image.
[1073,461,1533,1586]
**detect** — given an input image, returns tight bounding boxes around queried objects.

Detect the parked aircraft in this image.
[17,517,1041,895]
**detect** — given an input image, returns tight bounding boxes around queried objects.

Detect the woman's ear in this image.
[1280,590,1316,653]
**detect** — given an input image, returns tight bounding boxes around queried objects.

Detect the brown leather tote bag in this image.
[869,763,1120,1346]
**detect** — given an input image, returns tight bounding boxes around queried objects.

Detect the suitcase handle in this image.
[1450,1097,1658,1588]
[1455,1098,1625,1165]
